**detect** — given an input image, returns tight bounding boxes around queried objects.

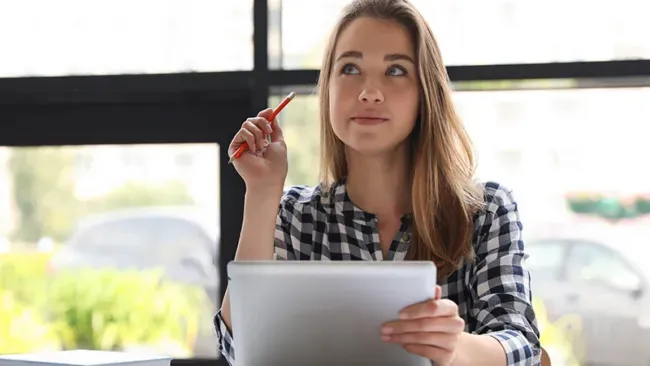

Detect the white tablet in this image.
[228,260,437,366]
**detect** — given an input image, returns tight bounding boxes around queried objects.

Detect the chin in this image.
[345,139,404,157]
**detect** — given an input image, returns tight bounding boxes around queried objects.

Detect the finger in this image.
[257,107,274,119]
[382,331,458,351]
[382,316,464,335]
[229,128,256,156]
[402,344,455,366]
[242,121,266,152]
[243,118,268,142]
[399,299,458,319]
[268,116,284,143]
[435,285,442,300]
[247,116,273,136]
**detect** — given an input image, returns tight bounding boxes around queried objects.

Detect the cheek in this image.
[329,79,357,124]
[390,83,420,127]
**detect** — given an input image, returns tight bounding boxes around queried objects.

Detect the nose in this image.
[358,88,384,104]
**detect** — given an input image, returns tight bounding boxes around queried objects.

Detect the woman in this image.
[215,0,541,365]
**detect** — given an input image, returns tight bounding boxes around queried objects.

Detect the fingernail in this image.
[399,312,408,319]
[266,123,273,133]
[381,335,391,342]
[381,327,393,334]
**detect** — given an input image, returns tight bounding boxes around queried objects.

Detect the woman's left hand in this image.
[381,286,465,366]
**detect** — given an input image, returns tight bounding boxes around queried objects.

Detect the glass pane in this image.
[270,93,321,187]
[525,241,566,272]
[0,0,253,77]
[278,0,650,69]
[274,82,650,364]
[568,243,641,290]
[0,144,219,358]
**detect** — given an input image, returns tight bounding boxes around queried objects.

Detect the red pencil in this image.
[228,91,296,164]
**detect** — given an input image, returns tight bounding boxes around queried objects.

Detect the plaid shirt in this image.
[214,180,541,366]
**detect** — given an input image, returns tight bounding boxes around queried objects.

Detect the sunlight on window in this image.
[278,0,650,69]
[273,84,650,365]
[0,0,253,77]
[0,144,220,358]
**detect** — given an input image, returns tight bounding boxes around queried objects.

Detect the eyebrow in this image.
[335,50,415,64]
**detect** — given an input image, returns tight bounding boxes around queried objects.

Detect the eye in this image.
[387,65,407,76]
[341,63,360,75]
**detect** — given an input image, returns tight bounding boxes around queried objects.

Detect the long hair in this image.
[317,0,484,279]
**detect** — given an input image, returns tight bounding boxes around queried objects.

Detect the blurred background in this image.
[1,0,649,365]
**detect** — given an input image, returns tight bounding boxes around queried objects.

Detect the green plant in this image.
[566,194,646,221]
[534,297,583,366]
[0,289,61,354]
[634,197,650,214]
[8,147,81,243]
[0,252,52,309]
[48,268,210,356]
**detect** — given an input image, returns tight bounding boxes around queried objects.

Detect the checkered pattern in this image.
[214,180,541,366]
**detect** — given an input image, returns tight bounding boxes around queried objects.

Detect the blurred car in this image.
[48,206,220,357]
[526,222,650,366]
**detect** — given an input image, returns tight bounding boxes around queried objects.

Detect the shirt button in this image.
[401,232,411,242]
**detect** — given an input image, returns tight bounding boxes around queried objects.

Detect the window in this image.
[0,0,253,77]
[272,84,650,227]
[277,0,650,69]
[0,144,219,358]
[270,93,321,187]
[153,217,217,262]
[567,242,642,292]
[70,218,153,255]
[525,240,567,279]
[3,0,650,363]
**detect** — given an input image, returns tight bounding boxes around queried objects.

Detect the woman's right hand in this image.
[228,108,288,192]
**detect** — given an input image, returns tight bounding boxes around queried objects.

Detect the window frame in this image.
[1,0,650,364]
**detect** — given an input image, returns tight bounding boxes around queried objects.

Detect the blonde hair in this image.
[317,0,484,279]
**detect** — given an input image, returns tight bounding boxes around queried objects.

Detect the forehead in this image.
[334,17,415,58]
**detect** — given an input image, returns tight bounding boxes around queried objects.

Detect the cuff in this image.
[213,310,235,365]
[486,329,540,366]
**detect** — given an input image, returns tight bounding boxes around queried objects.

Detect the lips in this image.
[351,114,389,125]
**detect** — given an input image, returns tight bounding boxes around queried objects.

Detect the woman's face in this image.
[329,16,420,156]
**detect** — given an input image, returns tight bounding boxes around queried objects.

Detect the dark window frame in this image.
[1,1,650,364]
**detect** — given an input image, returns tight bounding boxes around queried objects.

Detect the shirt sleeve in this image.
[273,192,299,260]
[214,310,235,365]
[469,182,542,366]
[274,185,315,260]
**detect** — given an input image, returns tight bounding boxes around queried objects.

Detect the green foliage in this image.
[271,94,321,187]
[566,195,649,221]
[7,146,195,243]
[0,253,211,357]
[0,252,60,354]
[0,252,52,309]
[48,268,209,354]
[8,147,80,243]
[534,297,583,366]
[0,290,61,354]
[634,197,650,214]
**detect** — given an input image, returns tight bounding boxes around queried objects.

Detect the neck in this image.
[344,144,412,217]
